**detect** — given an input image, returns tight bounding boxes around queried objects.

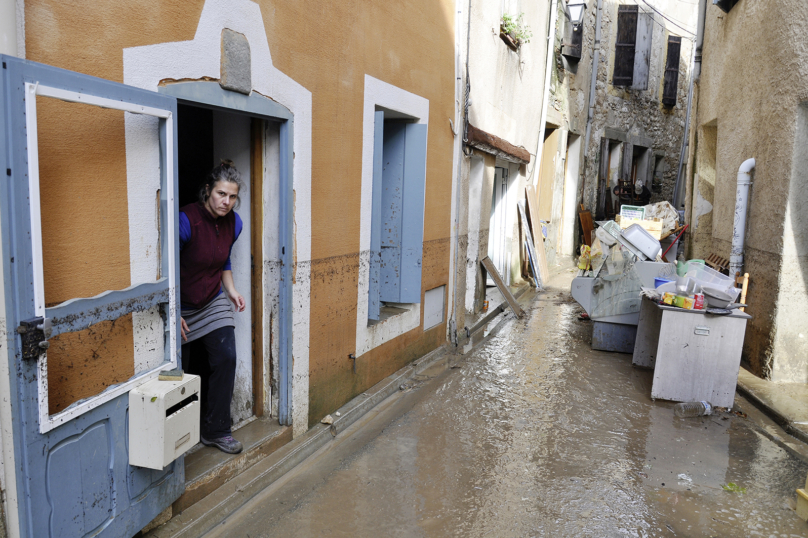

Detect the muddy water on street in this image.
[212,276,808,537]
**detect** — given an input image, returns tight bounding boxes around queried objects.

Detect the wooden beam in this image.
[481,257,525,318]
[525,186,550,282]
[466,123,531,164]
[250,118,265,417]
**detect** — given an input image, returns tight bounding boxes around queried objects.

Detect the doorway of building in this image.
[488,165,510,285]
[177,103,270,430]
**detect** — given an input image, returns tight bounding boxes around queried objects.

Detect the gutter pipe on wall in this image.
[530,0,559,186]
[693,0,707,81]
[582,0,604,197]
[729,158,755,278]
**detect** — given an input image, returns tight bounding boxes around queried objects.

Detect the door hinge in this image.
[17,317,52,360]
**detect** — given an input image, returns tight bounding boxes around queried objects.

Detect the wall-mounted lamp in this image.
[566,0,587,29]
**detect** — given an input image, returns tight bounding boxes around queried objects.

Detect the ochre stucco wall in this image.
[261,0,456,423]
[23,0,456,423]
[688,1,808,381]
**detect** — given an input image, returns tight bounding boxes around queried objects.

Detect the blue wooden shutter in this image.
[379,121,427,305]
[380,122,407,302]
[398,123,427,303]
[368,110,385,320]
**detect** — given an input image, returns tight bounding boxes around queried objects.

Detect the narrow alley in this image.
[202,270,808,537]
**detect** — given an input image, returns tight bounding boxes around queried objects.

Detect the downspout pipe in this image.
[729,158,755,278]
[693,0,707,81]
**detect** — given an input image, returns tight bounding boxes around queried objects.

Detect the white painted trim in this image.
[124,0,313,437]
[23,84,45,317]
[34,85,173,118]
[355,75,429,357]
[23,83,177,434]
[38,363,177,435]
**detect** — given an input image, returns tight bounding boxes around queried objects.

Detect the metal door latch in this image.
[17,317,51,360]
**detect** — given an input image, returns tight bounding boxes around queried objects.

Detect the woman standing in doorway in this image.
[179,160,246,454]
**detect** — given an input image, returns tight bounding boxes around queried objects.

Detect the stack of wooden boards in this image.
[478,186,550,320]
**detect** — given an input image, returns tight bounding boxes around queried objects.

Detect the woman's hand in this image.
[227,289,246,312]
[181,317,190,341]
[222,270,246,312]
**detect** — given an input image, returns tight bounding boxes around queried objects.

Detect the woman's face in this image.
[205,180,239,217]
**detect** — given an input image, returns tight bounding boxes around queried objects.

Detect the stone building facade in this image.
[545,0,697,258]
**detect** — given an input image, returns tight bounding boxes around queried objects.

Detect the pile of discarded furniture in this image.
[571,201,752,407]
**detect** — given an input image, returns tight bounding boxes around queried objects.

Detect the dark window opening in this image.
[613,5,639,87]
[662,36,682,107]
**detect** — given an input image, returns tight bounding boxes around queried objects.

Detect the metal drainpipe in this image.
[530,0,559,186]
[729,158,755,278]
[693,0,707,81]
[582,0,603,201]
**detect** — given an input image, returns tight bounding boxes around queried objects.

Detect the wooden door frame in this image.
[250,119,264,417]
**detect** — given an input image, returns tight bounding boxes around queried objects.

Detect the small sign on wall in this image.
[424,285,445,330]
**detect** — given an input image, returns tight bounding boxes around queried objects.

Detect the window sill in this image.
[367,303,412,327]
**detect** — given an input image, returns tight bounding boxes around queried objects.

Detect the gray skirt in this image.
[181,293,235,344]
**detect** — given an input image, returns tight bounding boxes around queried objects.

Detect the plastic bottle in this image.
[673,401,713,418]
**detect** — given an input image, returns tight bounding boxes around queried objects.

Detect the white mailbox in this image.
[129,374,201,470]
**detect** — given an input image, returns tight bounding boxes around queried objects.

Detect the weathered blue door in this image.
[0,56,183,537]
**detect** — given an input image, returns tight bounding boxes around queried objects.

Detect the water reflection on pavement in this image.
[210,275,808,537]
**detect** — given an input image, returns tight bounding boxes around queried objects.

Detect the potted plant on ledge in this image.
[500,13,532,51]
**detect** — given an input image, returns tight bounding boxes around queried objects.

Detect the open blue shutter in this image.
[399,123,427,303]
[368,111,385,320]
[380,122,407,302]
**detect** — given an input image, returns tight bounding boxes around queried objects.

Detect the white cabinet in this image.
[633,299,750,408]
[129,374,201,470]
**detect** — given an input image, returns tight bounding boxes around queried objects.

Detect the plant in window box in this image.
[500,13,532,50]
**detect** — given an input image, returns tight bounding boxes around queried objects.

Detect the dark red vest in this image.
[179,202,236,309]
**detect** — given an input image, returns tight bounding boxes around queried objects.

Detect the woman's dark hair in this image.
[199,159,243,208]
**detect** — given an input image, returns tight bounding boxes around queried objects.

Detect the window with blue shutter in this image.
[368,111,427,321]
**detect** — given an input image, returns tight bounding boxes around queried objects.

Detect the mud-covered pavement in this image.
[207,271,808,537]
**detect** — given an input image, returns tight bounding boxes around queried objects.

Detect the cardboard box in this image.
[615,215,663,240]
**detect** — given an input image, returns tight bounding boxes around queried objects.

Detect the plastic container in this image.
[702,286,739,308]
[685,263,734,291]
[674,401,713,417]
[654,277,674,288]
[675,276,700,295]
[677,259,705,277]
[621,224,662,260]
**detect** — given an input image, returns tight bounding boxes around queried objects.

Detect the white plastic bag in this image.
[644,201,679,235]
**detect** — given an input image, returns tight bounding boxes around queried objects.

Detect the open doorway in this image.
[488,165,510,285]
[176,104,272,431]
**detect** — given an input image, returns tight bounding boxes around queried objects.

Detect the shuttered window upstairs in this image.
[662,36,682,107]
[613,5,638,87]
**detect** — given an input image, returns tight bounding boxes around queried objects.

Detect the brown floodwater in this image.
[207,273,808,538]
